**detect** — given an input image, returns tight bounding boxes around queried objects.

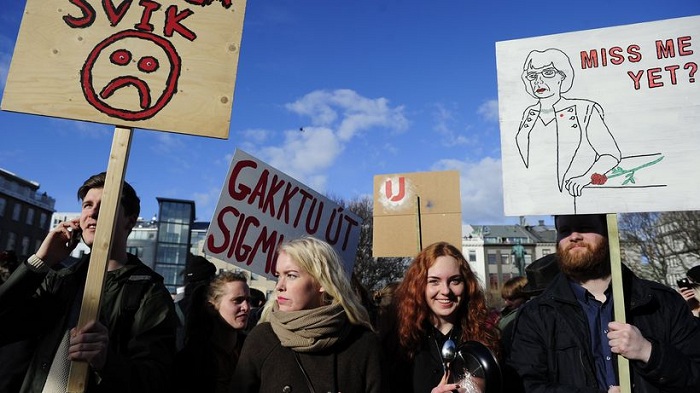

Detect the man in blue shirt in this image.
[509,214,700,393]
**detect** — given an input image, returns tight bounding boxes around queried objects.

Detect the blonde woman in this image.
[231,236,382,393]
[174,271,250,393]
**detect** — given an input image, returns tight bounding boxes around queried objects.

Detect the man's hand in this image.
[607,321,652,363]
[69,320,109,370]
[35,220,81,266]
[608,386,621,393]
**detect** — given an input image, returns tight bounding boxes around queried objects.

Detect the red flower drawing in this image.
[590,173,608,185]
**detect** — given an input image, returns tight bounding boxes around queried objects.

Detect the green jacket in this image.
[0,254,178,393]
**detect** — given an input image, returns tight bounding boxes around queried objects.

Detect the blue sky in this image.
[1,0,698,226]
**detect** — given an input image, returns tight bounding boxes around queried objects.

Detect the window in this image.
[487,253,497,265]
[468,250,477,262]
[6,232,16,251]
[489,273,499,290]
[0,198,6,217]
[39,212,48,228]
[542,249,551,255]
[501,254,510,264]
[126,246,143,258]
[12,204,21,221]
[26,208,35,225]
[21,236,30,256]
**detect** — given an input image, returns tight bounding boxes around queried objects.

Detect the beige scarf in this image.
[269,303,351,353]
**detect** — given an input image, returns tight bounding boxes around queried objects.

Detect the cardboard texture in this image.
[373,170,461,257]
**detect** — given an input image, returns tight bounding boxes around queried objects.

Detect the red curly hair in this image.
[394,242,500,359]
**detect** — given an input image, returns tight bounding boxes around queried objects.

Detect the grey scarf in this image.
[269,303,351,353]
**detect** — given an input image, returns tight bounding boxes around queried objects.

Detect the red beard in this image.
[556,238,610,281]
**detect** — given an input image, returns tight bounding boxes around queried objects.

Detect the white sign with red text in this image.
[205,150,362,279]
[497,15,700,216]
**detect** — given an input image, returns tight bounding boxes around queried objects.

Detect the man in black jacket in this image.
[508,214,700,393]
[0,172,178,393]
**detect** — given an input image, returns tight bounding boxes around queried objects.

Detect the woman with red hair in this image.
[381,242,499,393]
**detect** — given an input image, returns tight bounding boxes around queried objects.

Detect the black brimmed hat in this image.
[522,253,559,295]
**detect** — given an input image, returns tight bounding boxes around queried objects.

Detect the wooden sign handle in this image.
[607,213,631,393]
[67,126,133,393]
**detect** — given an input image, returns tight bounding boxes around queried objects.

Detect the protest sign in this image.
[1,1,247,389]
[205,150,363,279]
[497,15,700,216]
[373,170,461,257]
[2,0,246,138]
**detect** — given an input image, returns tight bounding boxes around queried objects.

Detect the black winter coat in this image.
[174,304,246,393]
[230,322,382,393]
[508,266,700,393]
[0,254,178,393]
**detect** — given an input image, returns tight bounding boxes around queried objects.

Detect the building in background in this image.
[0,168,55,260]
[123,198,276,297]
[463,219,556,308]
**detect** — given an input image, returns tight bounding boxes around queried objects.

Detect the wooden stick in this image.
[416,195,423,251]
[67,126,134,393]
[606,213,631,393]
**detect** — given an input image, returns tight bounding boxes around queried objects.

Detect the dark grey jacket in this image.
[231,322,382,393]
[508,265,700,393]
[0,254,178,393]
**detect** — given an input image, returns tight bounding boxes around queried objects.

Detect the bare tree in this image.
[330,195,408,292]
[618,211,700,286]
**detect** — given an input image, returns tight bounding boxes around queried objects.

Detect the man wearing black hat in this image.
[509,214,700,393]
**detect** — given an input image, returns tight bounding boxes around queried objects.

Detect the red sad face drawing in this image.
[81,30,181,121]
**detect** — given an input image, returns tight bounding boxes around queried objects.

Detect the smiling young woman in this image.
[381,242,500,393]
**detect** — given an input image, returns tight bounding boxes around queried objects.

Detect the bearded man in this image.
[508,214,700,393]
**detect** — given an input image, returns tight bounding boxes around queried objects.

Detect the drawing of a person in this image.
[516,48,622,205]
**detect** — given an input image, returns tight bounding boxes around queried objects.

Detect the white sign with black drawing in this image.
[497,15,700,216]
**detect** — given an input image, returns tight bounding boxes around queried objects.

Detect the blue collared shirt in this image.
[569,280,617,391]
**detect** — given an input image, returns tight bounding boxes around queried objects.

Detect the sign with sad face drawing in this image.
[2,0,246,138]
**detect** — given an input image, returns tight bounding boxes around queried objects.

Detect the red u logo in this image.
[384,177,406,202]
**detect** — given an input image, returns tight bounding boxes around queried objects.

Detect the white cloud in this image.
[431,103,477,147]
[285,89,409,141]
[152,133,185,155]
[240,89,409,191]
[477,99,499,122]
[193,187,223,221]
[240,128,271,144]
[256,126,341,191]
[0,35,14,91]
[432,156,507,225]
[0,55,9,91]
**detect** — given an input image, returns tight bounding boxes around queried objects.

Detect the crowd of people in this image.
[1,173,700,393]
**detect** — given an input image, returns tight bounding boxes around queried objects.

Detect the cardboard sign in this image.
[205,150,362,279]
[1,0,246,138]
[497,15,700,216]
[373,170,462,257]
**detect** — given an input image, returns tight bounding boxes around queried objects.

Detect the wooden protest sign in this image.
[67,127,132,392]
[204,149,363,279]
[372,170,462,257]
[2,0,247,138]
[496,16,700,393]
[1,0,247,390]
